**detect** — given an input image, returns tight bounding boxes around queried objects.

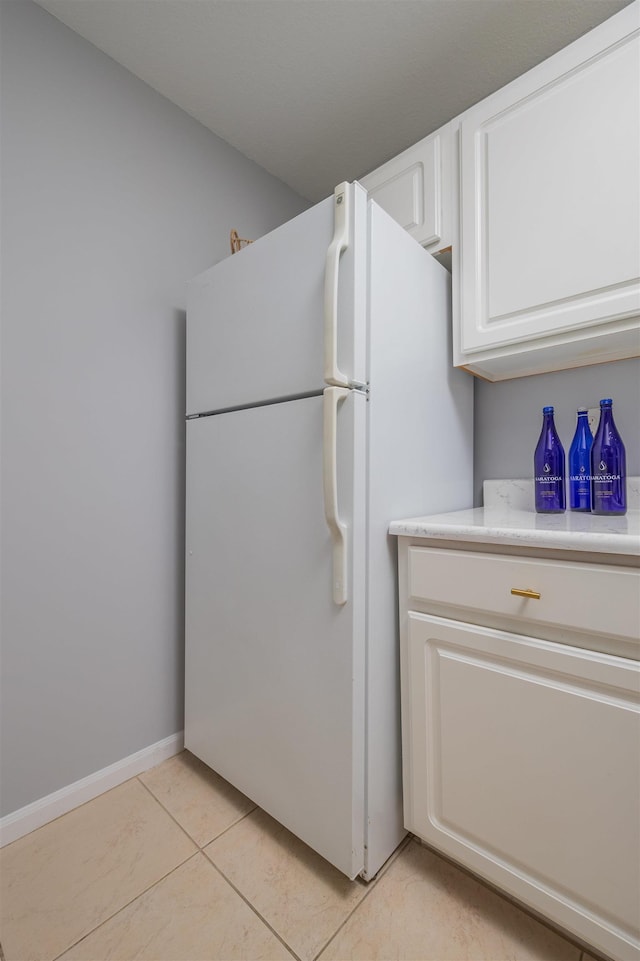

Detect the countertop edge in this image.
[389,519,640,556]
[389,480,640,557]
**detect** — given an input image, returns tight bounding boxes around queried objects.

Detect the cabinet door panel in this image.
[484,39,639,325]
[403,612,640,961]
[361,124,452,251]
[456,5,640,374]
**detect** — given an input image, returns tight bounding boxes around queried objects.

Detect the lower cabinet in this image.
[398,543,640,961]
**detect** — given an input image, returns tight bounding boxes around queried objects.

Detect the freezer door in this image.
[186,184,369,417]
[185,392,367,878]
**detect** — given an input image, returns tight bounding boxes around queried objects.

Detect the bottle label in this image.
[593,460,621,491]
[534,421,565,512]
[591,453,626,514]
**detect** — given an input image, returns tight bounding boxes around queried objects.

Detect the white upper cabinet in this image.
[454,2,640,380]
[360,122,453,253]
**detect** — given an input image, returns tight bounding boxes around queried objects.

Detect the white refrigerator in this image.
[185,182,473,881]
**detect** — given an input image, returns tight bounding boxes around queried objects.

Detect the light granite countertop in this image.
[389,478,640,557]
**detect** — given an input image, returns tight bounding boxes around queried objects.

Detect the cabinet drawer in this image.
[408,547,640,642]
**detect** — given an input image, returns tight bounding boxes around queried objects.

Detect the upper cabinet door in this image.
[455,3,640,380]
[360,123,453,253]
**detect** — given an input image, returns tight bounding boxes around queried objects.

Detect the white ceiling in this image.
[34,0,631,202]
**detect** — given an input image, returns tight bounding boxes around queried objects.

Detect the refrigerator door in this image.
[186,185,367,417]
[185,391,368,878]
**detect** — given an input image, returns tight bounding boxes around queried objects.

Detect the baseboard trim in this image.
[0,731,184,848]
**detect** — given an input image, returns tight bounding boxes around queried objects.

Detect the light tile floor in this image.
[0,751,601,961]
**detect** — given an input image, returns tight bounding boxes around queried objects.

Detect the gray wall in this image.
[0,0,308,817]
[473,358,640,505]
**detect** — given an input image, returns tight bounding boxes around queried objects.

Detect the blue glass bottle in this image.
[534,406,565,513]
[568,408,593,511]
[591,398,626,515]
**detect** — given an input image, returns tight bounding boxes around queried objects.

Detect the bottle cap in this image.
[577,407,587,412]
[600,398,613,406]
[542,406,554,413]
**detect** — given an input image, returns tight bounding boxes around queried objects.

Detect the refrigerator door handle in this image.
[324,183,350,389]
[323,386,350,605]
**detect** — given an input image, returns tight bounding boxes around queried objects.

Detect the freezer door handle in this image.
[324,183,350,389]
[323,386,350,605]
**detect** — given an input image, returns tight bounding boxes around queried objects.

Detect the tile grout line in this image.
[125,781,298,957]
[135,775,204,846]
[29,763,409,961]
[47,772,287,960]
[310,834,413,961]
[200,822,413,961]
[135,773,413,961]
[200,823,413,961]
[135,773,258,850]
[202,853,304,961]
[49,850,203,961]
[198,803,259,846]
[5,776,199,961]
[48,769,260,960]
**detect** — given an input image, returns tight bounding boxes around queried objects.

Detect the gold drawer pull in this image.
[511,588,541,600]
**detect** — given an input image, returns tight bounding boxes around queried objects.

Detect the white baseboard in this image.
[0,731,184,848]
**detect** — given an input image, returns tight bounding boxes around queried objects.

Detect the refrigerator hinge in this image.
[350,381,369,396]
